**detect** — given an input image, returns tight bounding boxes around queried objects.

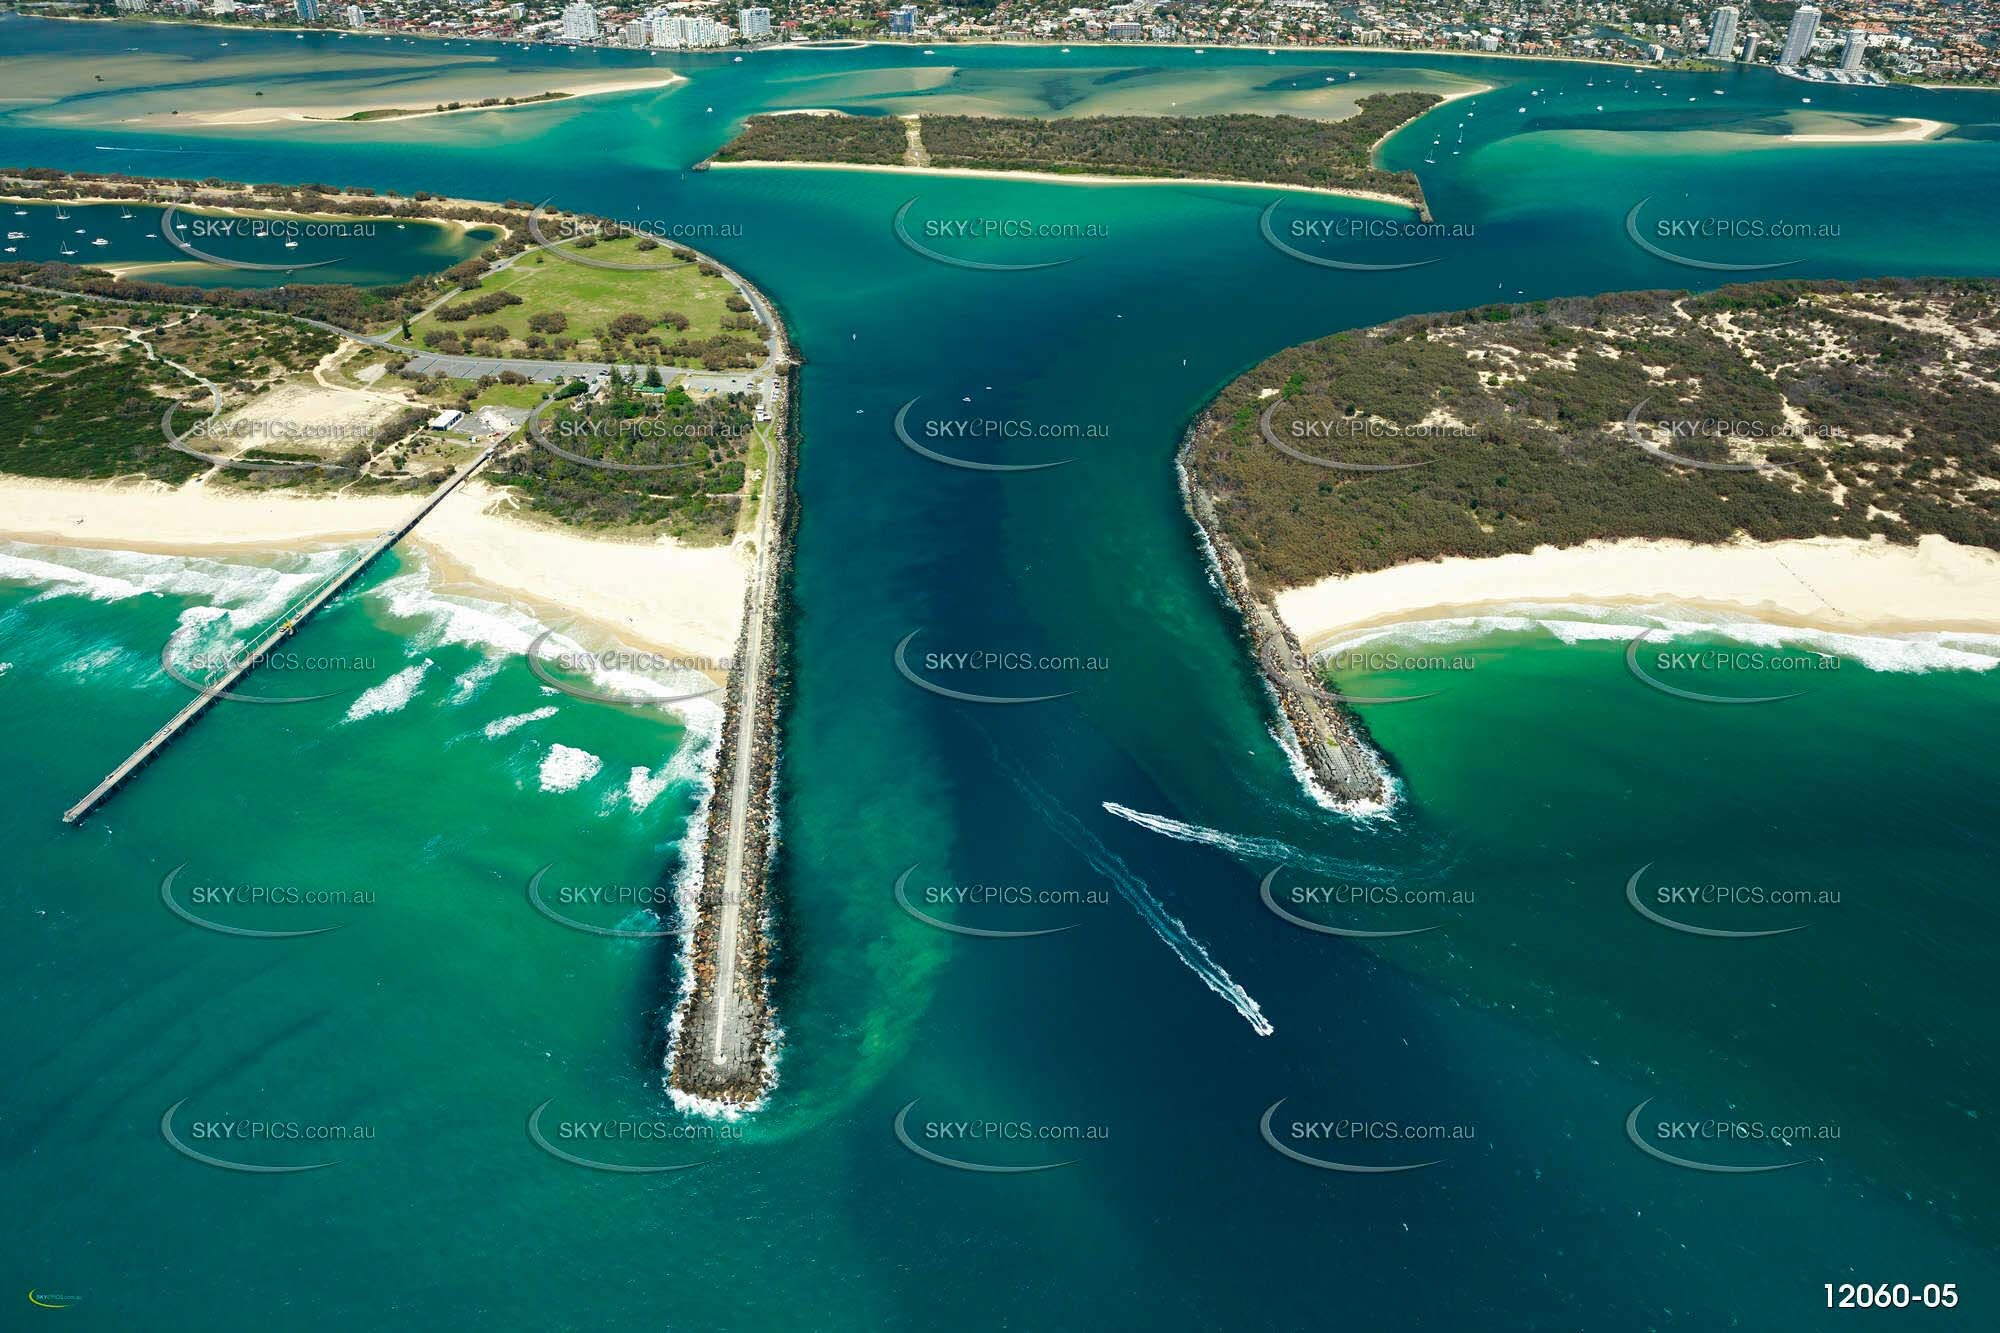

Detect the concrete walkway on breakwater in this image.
[667,281,792,1109]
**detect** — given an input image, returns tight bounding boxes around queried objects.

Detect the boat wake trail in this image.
[1012,775,1274,1037]
[1101,802,1401,882]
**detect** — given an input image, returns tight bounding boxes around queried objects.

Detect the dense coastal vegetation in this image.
[714,94,1440,208]
[493,374,767,542]
[714,112,908,165]
[1186,278,2000,593]
[1,288,338,481]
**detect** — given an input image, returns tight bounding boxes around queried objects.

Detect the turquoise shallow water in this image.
[3,16,1999,1330]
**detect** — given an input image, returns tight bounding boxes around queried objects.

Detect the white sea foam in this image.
[1013,772,1273,1036]
[622,764,677,812]
[538,743,603,793]
[0,541,354,630]
[1320,603,2000,674]
[448,654,506,704]
[482,705,556,740]
[344,661,430,723]
[61,645,123,677]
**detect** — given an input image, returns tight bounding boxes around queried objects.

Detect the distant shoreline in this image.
[768,37,1659,74]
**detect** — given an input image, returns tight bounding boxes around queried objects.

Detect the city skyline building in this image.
[560,0,599,41]
[1779,3,1821,66]
[1706,5,1738,59]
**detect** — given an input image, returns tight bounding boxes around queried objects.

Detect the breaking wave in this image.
[344,660,430,723]
[538,743,603,793]
[1322,603,2000,675]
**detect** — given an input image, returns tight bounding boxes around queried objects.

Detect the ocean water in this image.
[2,17,1998,1329]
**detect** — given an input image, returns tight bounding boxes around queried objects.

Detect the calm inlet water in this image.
[2,17,1997,1329]
[0,199,501,288]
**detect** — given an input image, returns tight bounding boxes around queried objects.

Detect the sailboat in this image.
[120,207,134,219]
[60,242,76,256]
[55,205,70,220]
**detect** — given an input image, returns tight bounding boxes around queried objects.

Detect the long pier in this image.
[61,443,499,827]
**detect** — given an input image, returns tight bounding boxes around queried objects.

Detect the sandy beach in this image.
[1276,535,2000,648]
[0,474,745,660]
[1780,116,1947,144]
[141,75,686,128]
[708,158,1425,211]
